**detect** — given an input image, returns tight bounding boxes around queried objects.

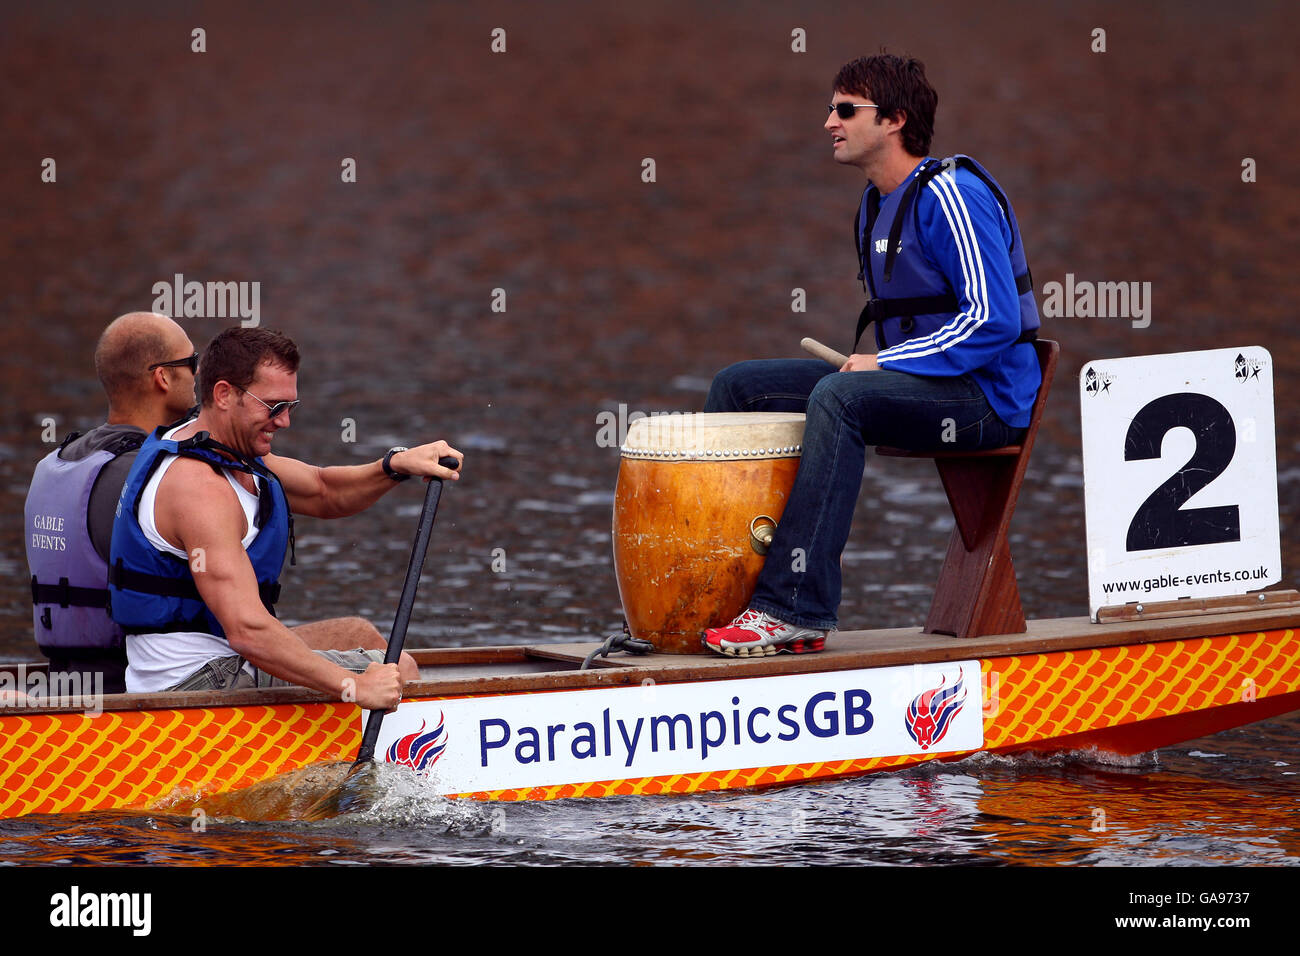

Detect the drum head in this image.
[622,411,805,462]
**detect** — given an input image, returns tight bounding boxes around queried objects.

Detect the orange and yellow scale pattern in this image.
[1,628,1297,818]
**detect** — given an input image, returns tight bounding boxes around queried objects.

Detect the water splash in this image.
[151,761,491,830]
[955,747,1161,772]
[342,764,488,830]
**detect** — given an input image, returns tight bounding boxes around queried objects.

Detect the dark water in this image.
[1,0,1298,874]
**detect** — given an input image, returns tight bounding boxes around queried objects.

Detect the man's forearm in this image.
[311,460,395,518]
[270,443,459,519]
[228,618,365,698]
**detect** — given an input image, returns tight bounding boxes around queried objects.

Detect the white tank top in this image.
[139,452,261,555]
[126,424,266,694]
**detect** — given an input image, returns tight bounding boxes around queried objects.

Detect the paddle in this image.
[303,454,460,819]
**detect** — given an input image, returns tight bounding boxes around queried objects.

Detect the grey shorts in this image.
[166,649,387,692]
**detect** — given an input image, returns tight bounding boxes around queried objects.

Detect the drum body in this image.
[612,412,805,654]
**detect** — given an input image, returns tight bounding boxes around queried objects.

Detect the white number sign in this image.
[1080,347,1280,620]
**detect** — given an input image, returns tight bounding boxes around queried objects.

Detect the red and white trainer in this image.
[703,608,830,657]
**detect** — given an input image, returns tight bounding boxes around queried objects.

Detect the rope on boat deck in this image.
[580,621,655,670]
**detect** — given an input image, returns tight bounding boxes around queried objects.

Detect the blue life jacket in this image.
[852,155,1039,353]
[108,427,291,637]
[25,431,142,652]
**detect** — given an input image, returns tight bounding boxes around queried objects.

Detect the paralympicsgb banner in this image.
[372,662,984,794]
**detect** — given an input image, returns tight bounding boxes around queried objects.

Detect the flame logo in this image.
[384,714,447,774]
[905,670,967,751]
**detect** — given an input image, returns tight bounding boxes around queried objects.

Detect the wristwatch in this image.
[382,446,411,481]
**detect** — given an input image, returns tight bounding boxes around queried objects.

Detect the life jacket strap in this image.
[173,432,257,475]
[171,431,284,547]
[854,271,1034,352]
[104,431,147,456]
[31,574,110,609]
[109,559,281,612]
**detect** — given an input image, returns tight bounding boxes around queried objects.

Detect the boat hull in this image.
[448,627,1300,800]
[1,700,360,819]
[3,616,1298,818]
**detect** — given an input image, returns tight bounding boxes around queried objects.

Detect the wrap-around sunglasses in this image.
[828,102,879,119]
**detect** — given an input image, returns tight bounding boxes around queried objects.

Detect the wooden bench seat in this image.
[876,339,1060,638]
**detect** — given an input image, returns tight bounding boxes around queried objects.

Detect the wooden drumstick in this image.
[801,337,850,368]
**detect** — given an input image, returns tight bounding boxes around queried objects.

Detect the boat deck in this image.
[6,600,1298,714]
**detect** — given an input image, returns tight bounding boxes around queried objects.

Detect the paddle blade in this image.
[300,760,383,821]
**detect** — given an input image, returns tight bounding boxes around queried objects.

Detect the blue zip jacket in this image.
[860,157,1041,427]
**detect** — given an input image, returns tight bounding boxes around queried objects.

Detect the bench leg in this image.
[926,531,1025,638]
[924,458,1027,638]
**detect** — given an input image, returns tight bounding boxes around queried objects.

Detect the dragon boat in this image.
[5,340,1296,819]
[3,602,1299,819]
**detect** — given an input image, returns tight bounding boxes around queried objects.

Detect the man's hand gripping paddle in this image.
[304,455,460,820]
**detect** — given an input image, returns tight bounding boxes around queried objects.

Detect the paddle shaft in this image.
[354,455,459,764]
[800,336,850,368]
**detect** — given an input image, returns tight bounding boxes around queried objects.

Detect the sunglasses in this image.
[828,102,879,119]
[233,384,301,419]
[148,353,199,374]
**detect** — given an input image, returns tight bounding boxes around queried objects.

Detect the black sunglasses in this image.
[828,102,880,120]
[148,353,199,374]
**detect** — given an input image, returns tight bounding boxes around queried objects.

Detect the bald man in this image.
[25,312,198,692]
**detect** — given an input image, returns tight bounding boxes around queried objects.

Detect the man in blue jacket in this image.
[703,53,1041,656]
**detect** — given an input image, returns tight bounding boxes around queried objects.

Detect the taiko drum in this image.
[612,412,805,654]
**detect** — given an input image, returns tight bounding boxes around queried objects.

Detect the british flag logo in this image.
[905,670,967,751]
[385,714,448,774]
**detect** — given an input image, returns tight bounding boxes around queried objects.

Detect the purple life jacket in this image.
[25,438,127,651]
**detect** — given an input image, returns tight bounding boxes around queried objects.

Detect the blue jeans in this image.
[704,359,1024,630]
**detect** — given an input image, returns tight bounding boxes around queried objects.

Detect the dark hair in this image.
[833,54,937,157]
[199,327,300,406]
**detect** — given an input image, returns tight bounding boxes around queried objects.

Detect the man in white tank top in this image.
[118,328,463,712]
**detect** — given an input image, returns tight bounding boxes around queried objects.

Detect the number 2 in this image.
[1125,393,1241,552]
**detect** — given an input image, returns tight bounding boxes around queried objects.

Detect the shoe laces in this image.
[733,608,783,635]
